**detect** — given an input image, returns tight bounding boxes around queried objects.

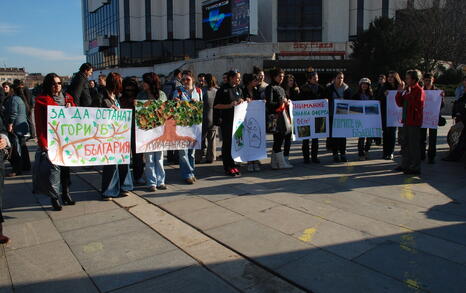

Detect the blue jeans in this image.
[178,149,195,179]
[101,164,133,197]
[144,152,165,187]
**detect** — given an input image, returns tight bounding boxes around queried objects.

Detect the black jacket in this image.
[67,72,92,107]
[213,84,243,126]
[264,83,286,115]
[298,83,324,101]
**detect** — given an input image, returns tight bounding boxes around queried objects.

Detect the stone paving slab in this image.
[13,271,98,293]
[5,240,83,286]
[354,242,466,293]
[111,265,239,293]
[53,208,133,233]
[3,218,62,251]
[90,249,197,292]
[69,229,178,274]
[178,205,244,230]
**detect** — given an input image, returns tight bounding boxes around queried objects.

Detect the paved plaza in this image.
[1,119,466,293]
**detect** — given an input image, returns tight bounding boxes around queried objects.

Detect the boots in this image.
[61,186,75,205]
[276,152,293,169]
[51,198,62,211]
[271,152,279,170]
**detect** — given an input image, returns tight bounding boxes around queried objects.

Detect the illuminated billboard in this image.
[202,0,257,41]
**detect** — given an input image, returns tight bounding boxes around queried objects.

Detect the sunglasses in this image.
[52,82,62,86]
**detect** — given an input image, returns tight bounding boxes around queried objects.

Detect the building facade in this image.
[0,68,27,83]
[82,0,420,81]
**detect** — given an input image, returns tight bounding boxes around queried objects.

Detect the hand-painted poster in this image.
[386,90,443,129]
[291,99,329,141]
[332,99,382,138]
[47,106,132,166]
[231,101,267,162]
[135,100,203,153]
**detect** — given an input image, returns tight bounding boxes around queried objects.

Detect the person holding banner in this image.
[100,72,134,199]
[353,78,375,160]
[214,70,244,177]
[298,71,324,163]
[379,71,404,160]
[137,73,168,191]
[242,73,262,172]
[172,70,203,184]
[34,73,76,210]
[326,72,352,162]
[420,73,444,164]
[265,68,293,169]
[395,70,425,175]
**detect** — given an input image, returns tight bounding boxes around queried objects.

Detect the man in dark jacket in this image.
[298,71,324,163]
[395,70,425,175]
[325,72,352,162]
[67,63,93,107]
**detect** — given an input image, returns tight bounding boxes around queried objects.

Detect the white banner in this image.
[291,99,329,140]
[135,100,202,153]
[231,101,267,163]
[332,99,382,138]
[47,106,132,166]
[386,90,443,129]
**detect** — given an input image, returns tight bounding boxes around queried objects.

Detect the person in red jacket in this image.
[34,73,76,210]
[395,69,425,175]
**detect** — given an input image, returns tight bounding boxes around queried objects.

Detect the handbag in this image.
[438,116,446,127]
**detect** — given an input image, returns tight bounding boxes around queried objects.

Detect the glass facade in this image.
[277,0,323,42]
[83,0,120,69]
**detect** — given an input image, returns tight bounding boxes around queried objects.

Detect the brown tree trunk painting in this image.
[140,118,196,152]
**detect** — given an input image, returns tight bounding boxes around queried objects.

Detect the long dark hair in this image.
[387,71,402,89]
[205,73,218,89]
[283,74,298,90]
[243,73,258,88]
[12,83,31,114]
[2,82,13,97]
[142,72,161,99]
[270,68,285,85]
[41,73,61,97]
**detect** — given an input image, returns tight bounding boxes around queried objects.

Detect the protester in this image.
[172,70,202,184]
[454,76,466,101]
[196,73,218,164]
[5,83,31,176]
[163,69,183,164]
[395,70,425,175]
[221,72,229,86]
[0,86,5,107]
[443,91,466,161]
[253,66,268,97]
[420,73,444,164]
[265,68,293,169]
[67,63,93,107]
[242,73,262,171]
[283,74,300,101]
[13,79,35,139]
[197,73,206,88]
[326,72,352,162]
[120,77,144,184]
[298,71,324,163]
[34,73,76,210]
[379,71,404,160]
[138,73,167,191]
[0,117,10,244]
[100,72,133,199]
[353,78,374,160]
[214,70,244,176]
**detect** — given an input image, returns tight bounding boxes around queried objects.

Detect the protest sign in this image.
[135,100,203,153]
[47,106,132,166]
[291,99,329,140]
[332,99,382,138]
[232,101,267,162]
[386,90,443,129]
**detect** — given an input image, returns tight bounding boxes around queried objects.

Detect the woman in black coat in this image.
[0,113,10,244]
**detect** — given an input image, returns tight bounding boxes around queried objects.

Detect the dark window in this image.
[124,0,130,40]
[189,0,196,39]
[277,0,322,42]
[145,0,152,40]
[357,0,364,34]
[167,0,174,39]
[382,0,389,17]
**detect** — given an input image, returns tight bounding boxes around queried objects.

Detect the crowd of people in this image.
[0,62,465,244]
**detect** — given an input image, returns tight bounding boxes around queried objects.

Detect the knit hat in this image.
[359,78,371,85]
